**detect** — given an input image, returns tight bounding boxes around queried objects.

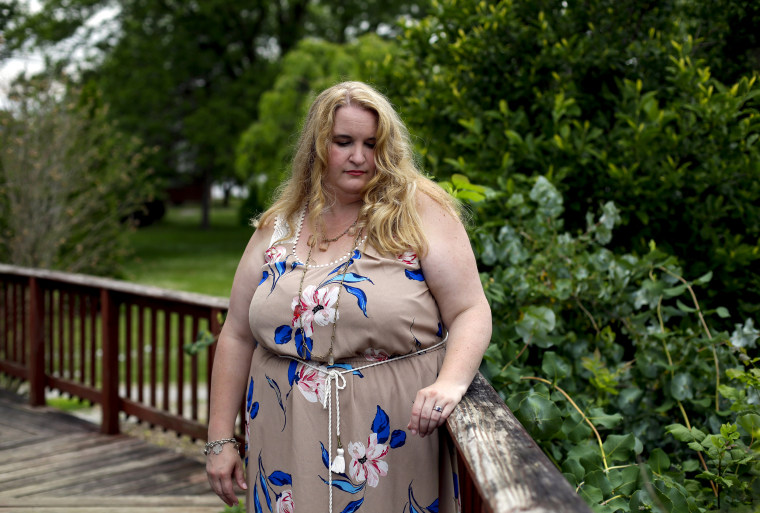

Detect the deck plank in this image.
[0,392,227,513]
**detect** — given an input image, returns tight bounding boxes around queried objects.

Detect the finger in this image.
[421,400,445,436]
[424,404,446,435]
[220,475,238,507]
[408,391,433,435]
[210,475,230,506]
[417,400,434,437]
[419,392,443,437]
[206,468,222,498]
[407,400,422,435]
[234,459,248,490]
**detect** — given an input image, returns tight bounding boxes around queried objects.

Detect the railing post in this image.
[100,288,120,434]
[28,277,46,406]
[208,307,222,436]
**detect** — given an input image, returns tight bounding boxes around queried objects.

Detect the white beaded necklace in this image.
[291,208,367,269]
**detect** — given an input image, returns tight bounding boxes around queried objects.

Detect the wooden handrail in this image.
[0,264,229,309]
[447,373,592,512]
[0,263,228,439]
[1,264,591,512]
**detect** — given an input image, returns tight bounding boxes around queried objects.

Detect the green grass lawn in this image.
[122,203,254,297]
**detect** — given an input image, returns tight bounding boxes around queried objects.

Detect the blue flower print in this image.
[265,375,287,431]
[244,377,260,467]
[322,251,374,317]
[273,250,373,359]
[252,452,293,513]
[405,482,439,513]
[260,245,302,295]
[318,406,407,511]
[398,251,425,281]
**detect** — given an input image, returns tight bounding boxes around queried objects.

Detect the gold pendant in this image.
[307,234,316,247]
[318,239,330,252]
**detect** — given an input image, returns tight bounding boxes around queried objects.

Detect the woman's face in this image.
[324,105,378,203]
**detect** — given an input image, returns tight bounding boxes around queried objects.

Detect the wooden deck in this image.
[0,390,225,513]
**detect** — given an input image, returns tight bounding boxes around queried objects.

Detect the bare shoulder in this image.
[415,191,467,248]
[248,219,275,255]
[417,190,462,226]
[415,191,484,325]
[415,190,474,294]
[224,220,273,339]
[232,219,275,298]
[235,215,274,264]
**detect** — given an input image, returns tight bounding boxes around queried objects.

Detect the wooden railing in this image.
[0,264,591,513]
[447,373,592,512]
[0,263,227,438]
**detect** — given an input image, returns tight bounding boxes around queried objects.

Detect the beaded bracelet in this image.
[203,437,240,456]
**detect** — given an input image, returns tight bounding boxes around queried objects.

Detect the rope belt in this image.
[279,334,448,513]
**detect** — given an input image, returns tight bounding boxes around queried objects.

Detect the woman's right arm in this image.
[206,222,273,507]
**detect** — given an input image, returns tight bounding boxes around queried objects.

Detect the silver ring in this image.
[433,406,443,413]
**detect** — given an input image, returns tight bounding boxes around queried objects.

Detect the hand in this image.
[206,444,247,506]
[407,380,466,438]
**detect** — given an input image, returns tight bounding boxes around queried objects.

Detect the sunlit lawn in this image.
[122,202,253,298]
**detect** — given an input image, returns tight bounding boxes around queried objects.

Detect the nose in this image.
[349,144,366,165]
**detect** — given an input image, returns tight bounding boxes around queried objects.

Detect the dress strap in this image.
[269,210,306,247]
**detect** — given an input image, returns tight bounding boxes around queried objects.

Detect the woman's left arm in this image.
[407,193,492,437]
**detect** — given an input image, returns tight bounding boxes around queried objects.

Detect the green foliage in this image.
[0,78,154,275]
[388,0,760,322]
[683,1,760,83]
[467,173,759,512]
[306,0,431,44]
[46,396,91,412]
[219,500,245,513]
[0,1,21,53]
[235,34,398,218]
[4,0,430,228]
[85,0,285,215]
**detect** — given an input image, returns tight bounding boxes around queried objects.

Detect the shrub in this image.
[234,34,398,221]
[458,174,759,512]
[388,0,760,321]
[0,79,154,275]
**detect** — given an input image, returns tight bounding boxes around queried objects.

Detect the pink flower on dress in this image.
[348,433,389,487]
[291,285,339,337]
[363,348,390,362]
[276,490,294,513]
[295,364,326,404]
[397,250,418,266]
[265,245,287,264]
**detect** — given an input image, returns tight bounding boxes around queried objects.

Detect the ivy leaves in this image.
[468,174,759,511]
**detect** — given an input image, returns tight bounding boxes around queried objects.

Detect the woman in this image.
[206,81,491,513]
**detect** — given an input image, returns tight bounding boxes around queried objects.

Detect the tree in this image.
[382,3,760,508]
[85,0,300,229]
[234,33,398,219]
[0,78,153,274]
[386,0,760,320]
[685,0,760,83]
[0,1,21,55]
[307,0,429,44]
[4,0,429,228]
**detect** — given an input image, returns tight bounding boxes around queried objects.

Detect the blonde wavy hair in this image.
[256,81,461,257]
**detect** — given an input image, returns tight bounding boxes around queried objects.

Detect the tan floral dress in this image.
[245,212,460,513]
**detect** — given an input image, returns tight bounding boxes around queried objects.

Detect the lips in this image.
[345,170,366,176]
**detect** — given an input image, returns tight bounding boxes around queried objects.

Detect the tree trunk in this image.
[222,182,232,207]
[200,170,211,230]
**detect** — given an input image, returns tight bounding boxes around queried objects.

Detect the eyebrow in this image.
[333,134,377,141]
